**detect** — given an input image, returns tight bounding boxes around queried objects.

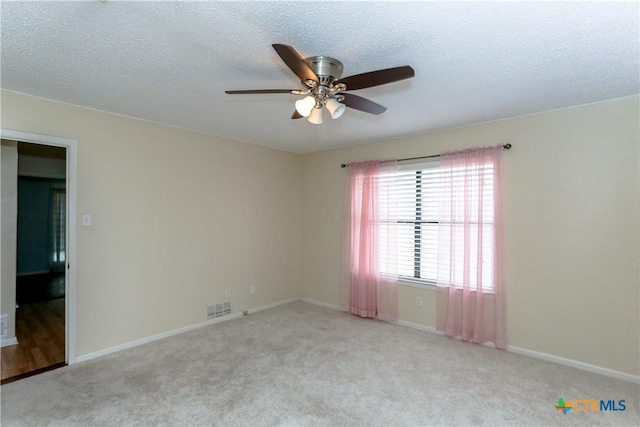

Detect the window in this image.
[378,161,495,290]
[50,188,66,271]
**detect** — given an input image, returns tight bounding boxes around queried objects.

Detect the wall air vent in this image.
[207,301,231,319]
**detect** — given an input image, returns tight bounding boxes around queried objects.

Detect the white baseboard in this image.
[1,337,18,347]
[506,345,639,384]
[76,312,243,363]
[393,319,443,336]
[247,297,299,314]
[300,297,640,384]
[298,297,440,337]
[299,297,341,311]
[77,298,298,363]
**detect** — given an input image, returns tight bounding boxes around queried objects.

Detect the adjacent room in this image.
[1,141,67,381]
[1,1,638,425]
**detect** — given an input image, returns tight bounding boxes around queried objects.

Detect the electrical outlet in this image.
[416,296,423,307]
[249,285,256,295]
[225,289,231,299]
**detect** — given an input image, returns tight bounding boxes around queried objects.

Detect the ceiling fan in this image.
[225,44,415,124]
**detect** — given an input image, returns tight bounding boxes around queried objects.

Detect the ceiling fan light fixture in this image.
[225,44,415,124]
[308,106,323,124]
[326,98,346,119]
[295,96,315,117]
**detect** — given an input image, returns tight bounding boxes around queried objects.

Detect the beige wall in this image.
[2,89,638,377]
[1,139,18,341]
[1,90,302,356]
[301,96,640,376]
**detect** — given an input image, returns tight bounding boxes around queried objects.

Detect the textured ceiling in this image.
[1,1,638,153]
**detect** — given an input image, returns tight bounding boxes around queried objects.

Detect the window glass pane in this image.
[419,223,438,281]
[378,161,494,290]
[396,224,415,278]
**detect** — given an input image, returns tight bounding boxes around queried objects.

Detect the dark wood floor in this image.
[1,298,66,382]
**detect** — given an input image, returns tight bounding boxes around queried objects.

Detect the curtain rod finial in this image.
[503,143,512,150]
[341,163,347,168]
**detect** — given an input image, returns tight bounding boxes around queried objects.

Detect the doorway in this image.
[0,130,77,384]
[2,142,66,381]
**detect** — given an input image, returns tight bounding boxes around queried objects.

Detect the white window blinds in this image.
[378,161,495,290]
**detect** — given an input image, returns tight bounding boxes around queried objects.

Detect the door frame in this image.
[1,129,77,364]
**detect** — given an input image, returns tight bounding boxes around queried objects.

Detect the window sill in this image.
[398,278,437,290]
[397,279,495,295]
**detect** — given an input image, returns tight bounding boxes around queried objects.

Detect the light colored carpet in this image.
[1,301,638,426]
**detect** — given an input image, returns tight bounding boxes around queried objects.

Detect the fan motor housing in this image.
[304,56,343,87]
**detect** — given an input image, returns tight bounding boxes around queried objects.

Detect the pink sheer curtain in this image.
[342,160,399,321]
[436,146,506,349]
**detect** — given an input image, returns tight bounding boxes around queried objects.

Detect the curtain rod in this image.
[340,143,512,168]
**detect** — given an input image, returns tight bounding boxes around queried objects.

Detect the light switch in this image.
[82,214,92,226]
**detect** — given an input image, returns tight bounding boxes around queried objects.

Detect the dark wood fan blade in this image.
[337,66,415,91]
[272,44,319,84]
[341,93,387,115]
[291,109,303,119]
[225,89,298,94]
